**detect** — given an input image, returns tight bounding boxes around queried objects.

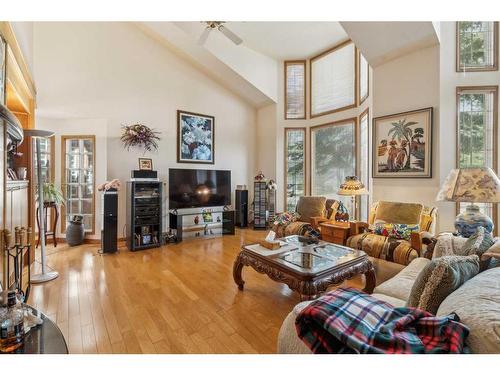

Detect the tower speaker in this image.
[101,189,118,253]
[235,189,248,228]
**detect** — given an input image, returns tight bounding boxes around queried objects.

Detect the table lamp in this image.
[337,176,369,220]
[436,167,500,237]
[24,129,59,283]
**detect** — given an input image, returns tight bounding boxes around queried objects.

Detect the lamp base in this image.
[454,204,493,238]
[30,271,59,284]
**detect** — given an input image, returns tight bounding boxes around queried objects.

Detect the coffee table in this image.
[233,235,376,301]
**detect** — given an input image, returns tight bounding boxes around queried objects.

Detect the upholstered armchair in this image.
[271,196,338,238]
[346,201,437,266]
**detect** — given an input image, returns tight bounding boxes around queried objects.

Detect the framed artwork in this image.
[177,110,215,164]
[373,107,433,178]
[138,158,153,170]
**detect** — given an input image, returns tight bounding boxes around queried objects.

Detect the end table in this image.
[319,221,351,245]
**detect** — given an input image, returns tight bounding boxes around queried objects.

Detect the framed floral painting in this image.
[177,110,215,164]
[373,107,433,178]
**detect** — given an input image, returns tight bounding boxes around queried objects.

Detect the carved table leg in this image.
[363,261,376,294]
[233,253,245,290]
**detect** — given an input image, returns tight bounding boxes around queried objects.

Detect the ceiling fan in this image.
[198,21,243,46]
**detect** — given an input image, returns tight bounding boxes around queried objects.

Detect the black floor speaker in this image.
[235,189,248,228]
[101,189,118,253]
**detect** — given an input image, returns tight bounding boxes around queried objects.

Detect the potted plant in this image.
[41,183,65,206]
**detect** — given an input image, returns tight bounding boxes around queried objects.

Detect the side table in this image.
[319,221,351,245]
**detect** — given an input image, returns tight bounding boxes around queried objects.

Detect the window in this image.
[359,109,369,221]
[61,135,96,233]
[284,128,306,211]
[33,137,54,185]
[285,61,306,119]
[310,41,356,117]
[310,119,357,210]
[457,22,498,72]
[359,52,369,104]
[457,86,498,227]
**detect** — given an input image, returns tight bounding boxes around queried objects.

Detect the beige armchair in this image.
[346,201,437,266]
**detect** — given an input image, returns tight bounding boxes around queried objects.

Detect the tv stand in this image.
[169,208,235,242]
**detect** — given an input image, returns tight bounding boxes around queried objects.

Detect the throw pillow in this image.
[273,211,300,226]
[481,239,500,261]
[407,254,480,314]
[458,226,495,270]
[372,222,420,240]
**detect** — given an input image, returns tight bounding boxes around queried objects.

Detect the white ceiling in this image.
[192,21,349,60]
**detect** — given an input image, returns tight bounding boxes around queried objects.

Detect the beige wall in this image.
[372,44,441,230]
[34,22,257,238]
[439,22,500,232]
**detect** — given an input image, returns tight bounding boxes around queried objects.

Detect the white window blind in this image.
[285,61,306,119]
[359,53,369,102]
[311,42,355,117]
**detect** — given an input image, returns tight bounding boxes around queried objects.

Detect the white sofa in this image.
[277,257,500,354]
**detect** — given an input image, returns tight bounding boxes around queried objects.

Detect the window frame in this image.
[284,60,307,120]
[456,21,499,72]
[358,50,369,105]
[358,108,370,221]
[309,117,359,212]
[61,134,96,235]
[309,40,358,118]
[284,127,307,211]
[455,85,499,233]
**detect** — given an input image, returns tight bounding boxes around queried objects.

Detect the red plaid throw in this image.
[295,287,469,354]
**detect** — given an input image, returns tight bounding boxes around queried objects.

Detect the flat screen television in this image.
[169,168,231,209]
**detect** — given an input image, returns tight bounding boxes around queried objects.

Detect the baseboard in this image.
[45,237,127,245]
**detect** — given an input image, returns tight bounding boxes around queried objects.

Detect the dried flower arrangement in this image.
[120,123,161,152]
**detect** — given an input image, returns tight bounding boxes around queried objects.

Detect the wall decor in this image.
[373,107,433,178]
[121,123,161,152]
[138,158,153,170]
[177,110,215,164]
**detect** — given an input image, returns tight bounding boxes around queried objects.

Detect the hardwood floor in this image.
[27,229,361,354]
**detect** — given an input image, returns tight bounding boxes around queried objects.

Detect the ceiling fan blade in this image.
[218,25,243,45]
[198,27,211,45]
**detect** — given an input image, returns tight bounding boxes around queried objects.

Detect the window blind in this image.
[359,111,369,221]
[285,62,306,119]
[311,42,355,117]
[359,53,369,102]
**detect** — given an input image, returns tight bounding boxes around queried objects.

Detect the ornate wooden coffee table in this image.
[233,236,376,301]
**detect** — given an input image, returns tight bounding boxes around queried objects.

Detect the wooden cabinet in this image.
[319,221,351,245]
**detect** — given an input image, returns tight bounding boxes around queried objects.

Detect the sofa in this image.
[346,201,437,266]
[277,234,500,354]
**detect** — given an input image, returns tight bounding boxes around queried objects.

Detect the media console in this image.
[169,208,235,242]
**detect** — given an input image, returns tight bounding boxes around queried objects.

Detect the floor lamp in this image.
[24,129,58,284]
[337,176,369,220]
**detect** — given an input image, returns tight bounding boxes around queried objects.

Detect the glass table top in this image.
[280,251,335,269]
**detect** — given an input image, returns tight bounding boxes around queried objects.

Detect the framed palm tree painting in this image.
[373,107,433,178]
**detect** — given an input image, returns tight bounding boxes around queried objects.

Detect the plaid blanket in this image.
[295,287,469,354]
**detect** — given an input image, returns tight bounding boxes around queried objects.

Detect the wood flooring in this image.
[27,229,362,354]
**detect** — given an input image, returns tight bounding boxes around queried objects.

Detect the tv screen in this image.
[169,169,231,209]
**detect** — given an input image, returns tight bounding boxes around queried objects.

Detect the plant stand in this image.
[36,202,59,248]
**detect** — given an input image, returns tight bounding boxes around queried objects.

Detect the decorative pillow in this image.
[372,222,420,240]
[407,255,480,314]
[273,211,301,226]
[481,239,500,261]
[458,227,494,270]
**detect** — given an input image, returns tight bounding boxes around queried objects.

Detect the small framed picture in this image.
[138,158,153,170]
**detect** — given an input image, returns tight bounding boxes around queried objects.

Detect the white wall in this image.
[439,22,500,232]
[10,22,34,77]
[33,22,257,238]
[256,103,277,180]
[372,45,441,229]
[36,118,108,240]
